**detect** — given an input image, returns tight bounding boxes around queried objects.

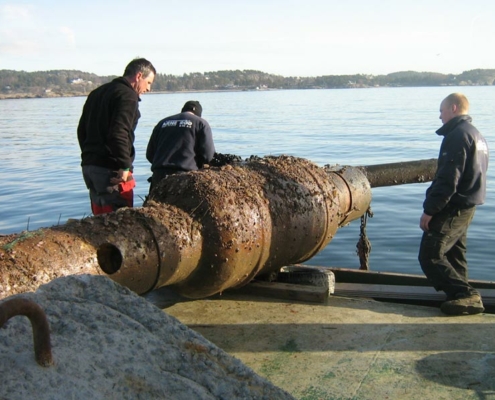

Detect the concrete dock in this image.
[153,291,495,400]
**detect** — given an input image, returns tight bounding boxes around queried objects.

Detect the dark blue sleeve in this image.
[194,120,215,167]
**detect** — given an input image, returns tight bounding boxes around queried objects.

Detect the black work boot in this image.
[440,294,484,316]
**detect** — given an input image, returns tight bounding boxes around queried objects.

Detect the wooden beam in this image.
[334,282,495,306]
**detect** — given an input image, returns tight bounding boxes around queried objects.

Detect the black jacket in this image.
[423,115,489,215]
[77,77,140,170]
[146,112,215,172]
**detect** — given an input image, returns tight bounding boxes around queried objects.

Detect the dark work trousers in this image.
[418,204,478,298]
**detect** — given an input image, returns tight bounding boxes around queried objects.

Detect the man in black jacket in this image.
[146,100,215,193]
[77,58,156,215]
[419,93,489,315]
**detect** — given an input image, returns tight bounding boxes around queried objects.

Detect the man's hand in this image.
[110,169,130,184]
[420,213,432,232]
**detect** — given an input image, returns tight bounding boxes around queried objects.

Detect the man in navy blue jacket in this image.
[78,58,156,215]
[419,93,489,315]
[146,100,215,193]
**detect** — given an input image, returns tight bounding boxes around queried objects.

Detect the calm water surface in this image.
[1,87,494,280]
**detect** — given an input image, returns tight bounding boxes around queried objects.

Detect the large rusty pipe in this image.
[0,156,436,300]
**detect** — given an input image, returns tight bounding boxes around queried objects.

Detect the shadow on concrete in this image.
[415,351,495,398]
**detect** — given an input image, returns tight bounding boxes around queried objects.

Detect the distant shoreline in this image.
[0,84,481,101]
[2,68,494,100]
[0,88,270,100]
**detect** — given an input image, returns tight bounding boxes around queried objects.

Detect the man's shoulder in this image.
[191,114,210,127]
[454,119,483,142]
[89,78,135,99]
[160,112,209,124]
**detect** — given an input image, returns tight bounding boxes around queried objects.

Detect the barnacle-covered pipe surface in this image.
[0,156,435,299]
[100,156,371,298]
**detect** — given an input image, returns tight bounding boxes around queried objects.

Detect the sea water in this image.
[1,87,494,279]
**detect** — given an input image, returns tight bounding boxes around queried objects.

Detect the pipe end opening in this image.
[97,243,123,275]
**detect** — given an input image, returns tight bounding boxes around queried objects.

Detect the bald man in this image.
[419,93,489,315]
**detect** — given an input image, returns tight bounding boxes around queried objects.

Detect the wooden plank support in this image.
[334,282,495,306]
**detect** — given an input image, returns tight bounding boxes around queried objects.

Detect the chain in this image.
[356,206,373,270]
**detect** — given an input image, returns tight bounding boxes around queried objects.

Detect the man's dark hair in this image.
[124,58,156,78]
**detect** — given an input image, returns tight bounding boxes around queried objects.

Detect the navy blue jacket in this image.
[423,115,489,215]
[146,112,215,172]
[77,77,140,171]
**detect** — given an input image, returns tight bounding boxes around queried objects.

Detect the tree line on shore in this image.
[1,68,495,99]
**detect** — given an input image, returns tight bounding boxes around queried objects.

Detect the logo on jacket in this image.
[476,139,488,155]
[161,120,193,129]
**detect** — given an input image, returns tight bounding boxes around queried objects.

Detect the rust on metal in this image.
[0,156,436,300]
[359,158,437,188]
[0,297,53,366]
[133,155,372,298]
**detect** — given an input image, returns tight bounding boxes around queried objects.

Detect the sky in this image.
[1,0,495,77]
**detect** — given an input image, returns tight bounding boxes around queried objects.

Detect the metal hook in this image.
[0,298,53,367]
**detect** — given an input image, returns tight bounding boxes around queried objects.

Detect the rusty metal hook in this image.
[0,298,53,367]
